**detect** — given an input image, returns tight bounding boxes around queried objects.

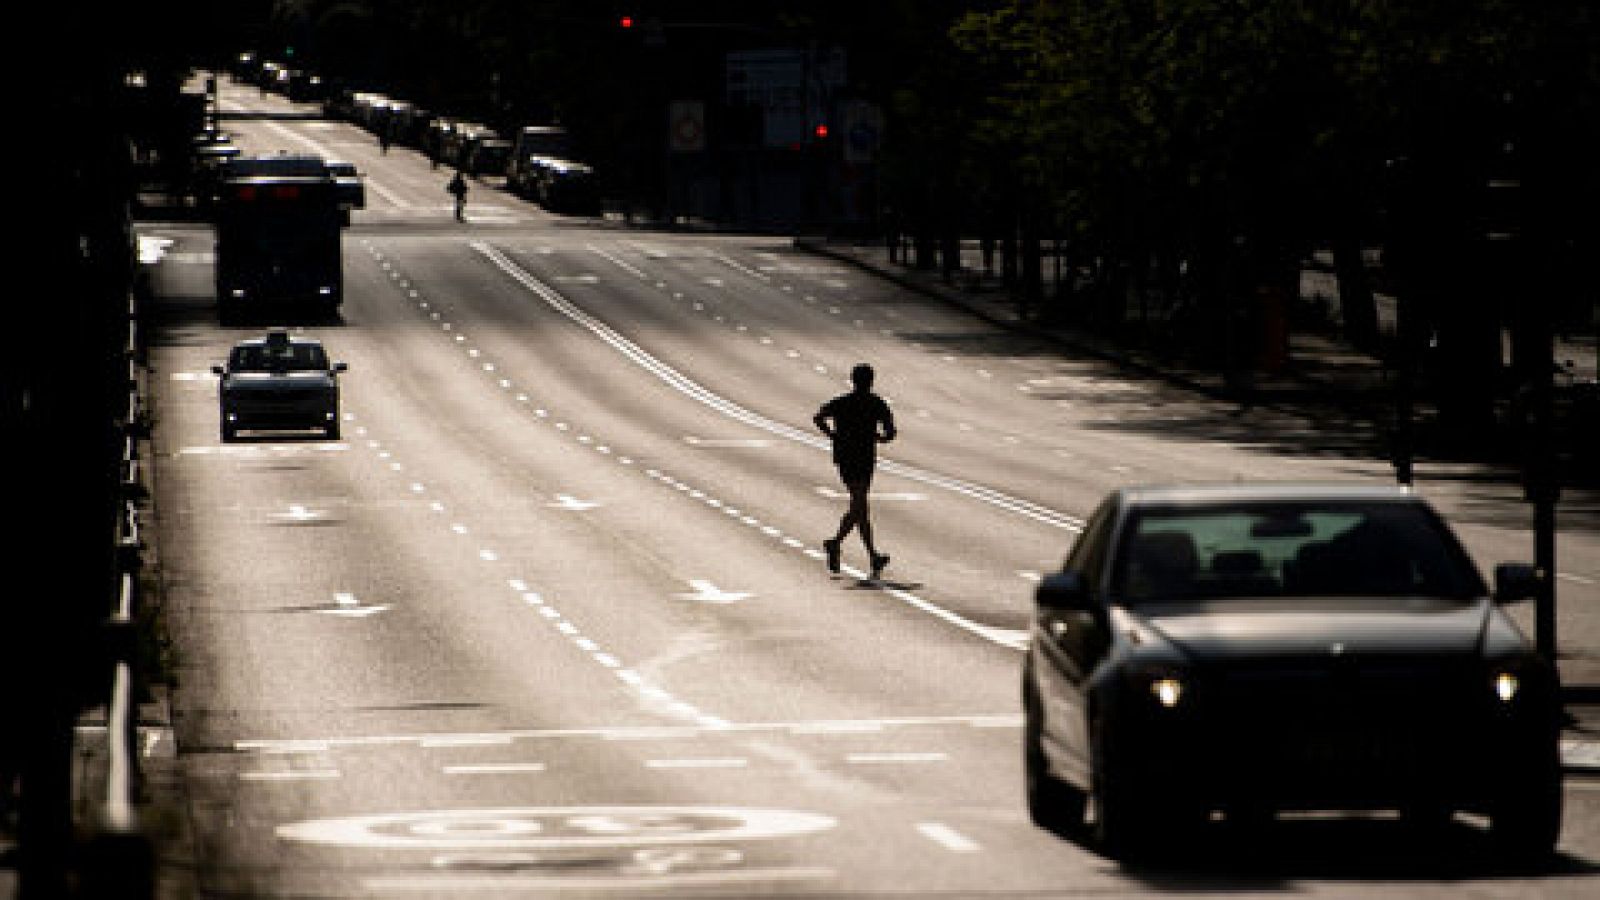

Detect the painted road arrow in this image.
[548,494,600,511]
[315,592,390,618]
[677,580,753,604]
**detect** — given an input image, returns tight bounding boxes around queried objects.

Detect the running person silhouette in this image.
[815,363,897,579]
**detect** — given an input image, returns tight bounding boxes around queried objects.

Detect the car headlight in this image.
[1492,670,1521,704]
[1150,677,1185,709]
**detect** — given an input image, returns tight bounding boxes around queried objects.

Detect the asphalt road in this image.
[129,76,1600,898]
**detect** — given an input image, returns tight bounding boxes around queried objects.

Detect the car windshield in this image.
[1113,501,1486,602]
[230,343,329,372]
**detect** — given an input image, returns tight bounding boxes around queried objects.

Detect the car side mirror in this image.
[333,361,349,373]
[1494,563,1539,604]
[210,365,225,376]
[1036,571,1094,613]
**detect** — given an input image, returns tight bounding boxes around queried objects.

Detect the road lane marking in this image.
[280,805,838,849]
[361,868,836,892]
[271,504,326,523]
[678,580,753,604]
[1563,739,1600,770]
[916,822,979,853]
[683,435,772,448]
[421,735,515,748]
[315,591,390,618]
[472,242,1082,532]
[791,721,882,734]
[548,493,600,511]
[443,763,547,775]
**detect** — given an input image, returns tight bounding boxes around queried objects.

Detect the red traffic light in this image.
[813,124,830,139]
[619,15,634,28]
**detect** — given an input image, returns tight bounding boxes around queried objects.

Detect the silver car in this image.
[213,330,346,441]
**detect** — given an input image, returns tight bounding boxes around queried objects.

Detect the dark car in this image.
[537,159,601,215]
[464,137,512,177]
[506,125,571,198]
[1022,483,1561,862]
[212,330,347,441]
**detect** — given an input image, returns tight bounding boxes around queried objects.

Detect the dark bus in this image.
[214,156,361,323]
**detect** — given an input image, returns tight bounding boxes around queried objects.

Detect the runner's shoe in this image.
[823,539,842,574]
[870,553,890,580]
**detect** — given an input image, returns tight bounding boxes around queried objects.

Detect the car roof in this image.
[1113,482,1419,508]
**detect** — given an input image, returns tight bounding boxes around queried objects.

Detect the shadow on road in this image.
[1060,817,1600,889]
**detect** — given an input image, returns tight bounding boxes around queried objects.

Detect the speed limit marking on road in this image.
[277,806,836,849]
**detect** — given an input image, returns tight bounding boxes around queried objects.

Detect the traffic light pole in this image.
[1489,88,1559,663]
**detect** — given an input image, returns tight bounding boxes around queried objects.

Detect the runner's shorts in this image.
[836,455,875,487]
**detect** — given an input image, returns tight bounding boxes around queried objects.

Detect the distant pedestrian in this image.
[447,170,468,221]
[815,363,897,579]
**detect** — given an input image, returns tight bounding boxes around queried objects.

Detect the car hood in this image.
[223,372,335,390]
[1133,597,1493,660]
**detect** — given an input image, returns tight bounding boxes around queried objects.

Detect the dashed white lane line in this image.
[442,762,547,775]
[916,822,980,853]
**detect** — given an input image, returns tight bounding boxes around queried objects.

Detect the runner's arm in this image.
[813,408,834,441]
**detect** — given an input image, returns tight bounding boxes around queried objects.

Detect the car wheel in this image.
[1489,754,1562,864]
[1023,670,1086,834]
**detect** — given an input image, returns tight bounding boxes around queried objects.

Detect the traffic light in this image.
[813,123,830,140]
[619,15,634,28]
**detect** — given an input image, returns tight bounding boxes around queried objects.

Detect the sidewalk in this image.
[794,235,1600,761]
[796,237,1402,421]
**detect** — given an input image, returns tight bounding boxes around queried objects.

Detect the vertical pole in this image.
[1527,310,1559,661]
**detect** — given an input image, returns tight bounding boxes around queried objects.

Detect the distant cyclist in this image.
[815,363,897,579]
[447,170,468,221]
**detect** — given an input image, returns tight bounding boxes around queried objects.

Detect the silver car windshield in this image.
[1113,502,1486,602]
[229,343,329,372]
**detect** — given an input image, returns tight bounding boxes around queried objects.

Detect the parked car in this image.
[465,136,512,177]
[441,123,495,170]
[537,158,601,215]
[325,160,366,213]
[506,125,571,198]
[1022,482,1561,862]
[213,330,347,441]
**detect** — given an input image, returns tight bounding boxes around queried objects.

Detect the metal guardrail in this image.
[80,290,155,898]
